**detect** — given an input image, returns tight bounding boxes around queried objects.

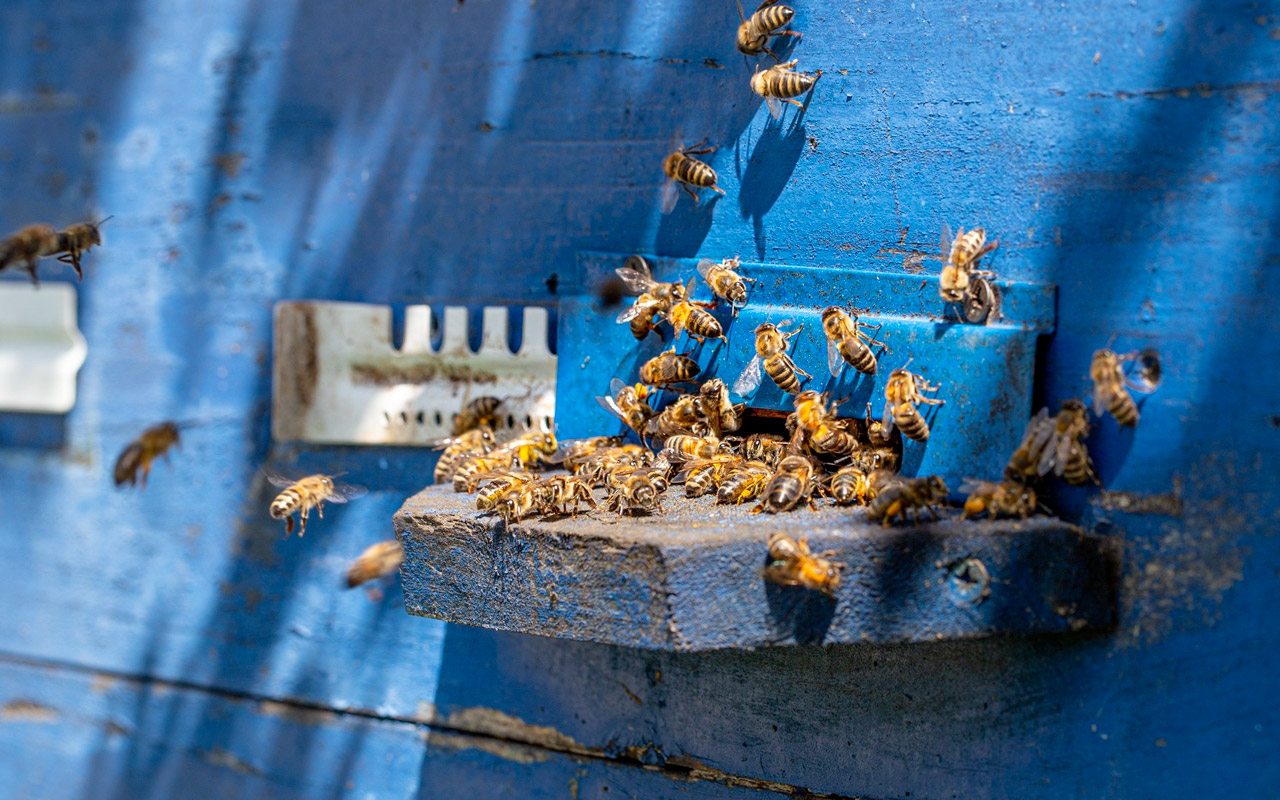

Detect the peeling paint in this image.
[202,747,262,776]
[258,699,339,727]
[438,707,590,755]
[426,730,554,765]
[1,699,59,722]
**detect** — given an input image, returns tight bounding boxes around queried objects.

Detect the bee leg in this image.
[710,185,727,197]
[140,459,152,489]
[775,29,803,38]
[285,516,295,537]
[681,183,700,206]
[317,501,325,519]
[298,508,309,536]
[783,98,806,109]
[57,252,84,281]
[24,259,39,286]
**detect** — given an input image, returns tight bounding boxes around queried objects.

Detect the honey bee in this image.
[764,533,844,597]
[476,470,537,512]
[821,306,889,377]
[696,257,758,314]
[432,427,497,484]
[453,453,516,493]
[0,224,59,284]
[53,217,110,280]
[756,453,821,513]
[604,466,669,515]
[733,322,810,396]
[547,436,623,472]
[829,466,874,506]
[961,479,1038,521]
[1091,347,1157,427]
[345,540,404,588]
[112,421,181,488]
[940,225,1000,322]
[741,433,787,467]
[848,444,900,475]
[267,473,367,537]
[677,453,743,498]
[492,481,545,524]
[664,279,725,343]
[750,59,822,119]
[788,390,859,456]
[716,459,774,504]
[881,366,944,442]
[537,475,599,517]
[1006,400,1096,486]
[866,474,948,527]
[660,139,726,214]
[696,378,745,439]
[736,0,801,60]
[451,396,503,436]
[578,445,652,487]
[647,393,702,442]
[615,255,688,307]
[663,433,722,461]
[640,349,701,388]
[498,430,558,470]
[618,292,666,341]
[598,378,655,439]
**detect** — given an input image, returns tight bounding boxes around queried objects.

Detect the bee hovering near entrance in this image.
[660,139,726,214]
[266,472,368,537]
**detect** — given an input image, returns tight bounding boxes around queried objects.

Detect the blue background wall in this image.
[0,1,1277,797]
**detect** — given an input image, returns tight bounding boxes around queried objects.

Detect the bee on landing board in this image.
[1090,345,1159,427]
[736,0,801,60]
[537,475,598,517]
[0,224,59,284]
[598,378,656,439]
[345,540,404,589]
[750,59,821,119]
[547,436,623,473]
[1005,400,1097,486]
[676,453,743,498]
[961,480,1038,521]
[755,453,822,514]
[764,533,844,597]
[940,225,1000,323]
[829,465,874,507]
[267,473,367,537]
[696,257,758,314]
[866,473,948,526]
[431,427,497,485]
[696,378,745,439]
[734,321,810,397]
[640,348,702,389]
[113,421,181,489]
[821,306,889,377]
[716,459,773,504]
[660,140,726,214]
[881,364,944,442]
[603,465,670,516]
[787,390,859,456]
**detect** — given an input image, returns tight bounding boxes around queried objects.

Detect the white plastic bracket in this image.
[272,301,556,445]
[0,282,87,414]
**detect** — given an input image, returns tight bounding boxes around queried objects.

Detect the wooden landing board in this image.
[396,485,1118,651]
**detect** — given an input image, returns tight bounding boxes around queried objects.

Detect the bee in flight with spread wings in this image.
[265,471,368,537]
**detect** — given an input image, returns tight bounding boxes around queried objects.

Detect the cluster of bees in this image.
[660,1,819,213]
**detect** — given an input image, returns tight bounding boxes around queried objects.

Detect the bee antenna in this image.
[1104,332,1119,350]
[736,0,747,22]
[95,215,115,228]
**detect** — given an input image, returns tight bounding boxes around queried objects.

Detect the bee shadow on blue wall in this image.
[736,110,808,261]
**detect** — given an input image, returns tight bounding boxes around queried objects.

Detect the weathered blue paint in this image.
[397,486,1116,650]
[559,251,1056,493]
[0,0,1276,797]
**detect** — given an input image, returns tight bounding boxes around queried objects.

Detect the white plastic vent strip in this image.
[0,282,87,414]
[272,301,556,445]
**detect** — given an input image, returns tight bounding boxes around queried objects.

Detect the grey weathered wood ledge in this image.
[394,485,1120,652]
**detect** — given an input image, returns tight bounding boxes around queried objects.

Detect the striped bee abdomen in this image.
[270,488,302,518]
[676,156,717,187]
[1109,391,1139,426]
[756,4,793,31]
[842,339,877,374]
[893,402,931,442]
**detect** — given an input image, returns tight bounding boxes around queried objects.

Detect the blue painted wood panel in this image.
[0,0,1276,797]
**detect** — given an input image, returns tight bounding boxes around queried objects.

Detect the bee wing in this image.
[328,482,369,503]
[596,393,630,423]
[827,338,845,378]
[616,296,657,324]
[1091,381,1109,417]
[660,179,680,215]
[732,354,764,397]
[695,258,718,281]
[765,96,783,120]
[959,478,995,494]
[262,468,300,489]
[615,268,655,295]
[880,403,896,439]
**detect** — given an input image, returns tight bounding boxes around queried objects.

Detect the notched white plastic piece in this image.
[272,301,556,445]
[0,282,87,414]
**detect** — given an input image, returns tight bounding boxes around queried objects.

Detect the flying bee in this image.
[829,466,874,506]
[940,225,1000,322]
[961,479,1038,521]
[677,453,743,498]
[1091,347,1157,427]
[696,378,745,439]
[696,256,758,314]
[716,459,773,504]
[764,533,844,597]
[432,427,496,484]
[53,217,110,280]
[660,139,726,214]
[663,433,722,462]
[1006,400,1097,486]
[736,0,801,59]
[345,540,404,589]
[750,59,822,119]
[547,436,623,473]
[113,421,181,488]
[615,255,688,307]
[664,279,725,343]
[881,365,944,442]
[597,378,656,439]
[821,306,889,376]
[734,321,811,396]
[603,466,669,515]
[537,475,599,517]
[476,470,537,512]
[0,224,59,284]
[647,393,702,442]
[640,349,701,388]
[788,390,859,456]
[453,452,517,493]
[866,474,948,527]
[451,396,503,436]
[267,473,367,537]
[755,453,821,513]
